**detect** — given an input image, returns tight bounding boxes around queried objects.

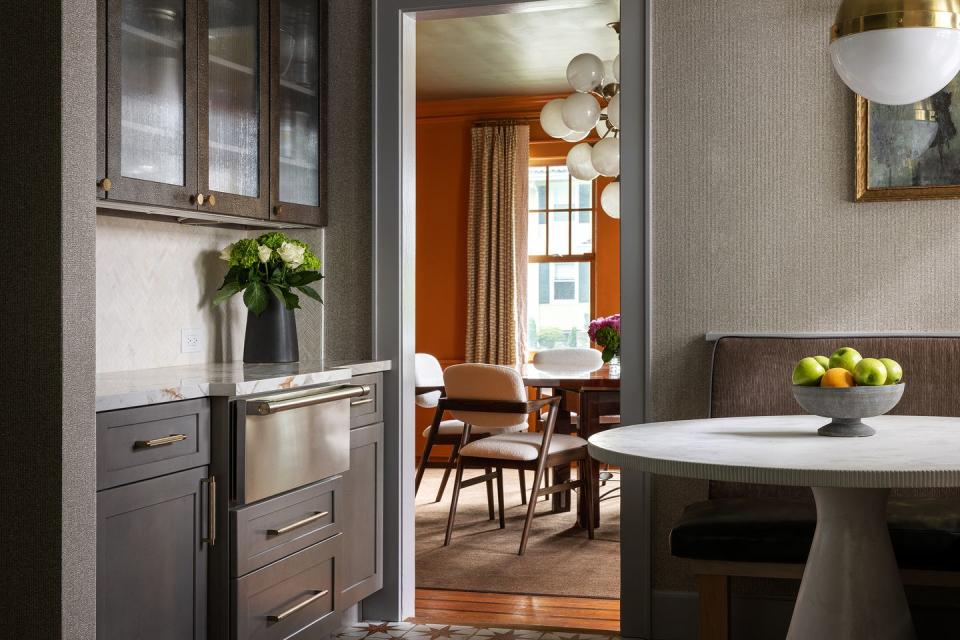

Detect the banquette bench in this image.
[669,336,960,640]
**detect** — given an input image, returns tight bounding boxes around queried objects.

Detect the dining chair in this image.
[413,353,528,506]
[440,363,596,555]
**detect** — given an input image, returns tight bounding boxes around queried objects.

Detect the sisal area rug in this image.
[415,468,620,599]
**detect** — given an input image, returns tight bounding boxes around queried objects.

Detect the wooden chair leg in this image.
[434,439,459,503]
[518,469,527,505]
[697,575,730,640]
[485,466,495,520]
[443,455,468,546]
[496,467,505,529]
[582,457,595,540]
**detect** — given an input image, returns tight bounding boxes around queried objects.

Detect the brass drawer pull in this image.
[350,398,374,407]
[134,434,188,448]
[203,476,217,546]
[267,511,329,536]
[267,589,328,622]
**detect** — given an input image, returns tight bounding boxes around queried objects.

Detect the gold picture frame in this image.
[856,92,960,202]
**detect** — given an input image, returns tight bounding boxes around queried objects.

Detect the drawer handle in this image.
[267,511,329,536]
[134,434,187,448]
[267,589,329,622]
[203,476,217,546]
[250,385,371,415]
[350,398,374,407]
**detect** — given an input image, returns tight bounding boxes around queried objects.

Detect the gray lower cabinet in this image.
[339,422,384,608]
[97,465,210,640]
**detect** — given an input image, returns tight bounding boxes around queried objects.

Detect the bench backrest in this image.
[709,336,960,499]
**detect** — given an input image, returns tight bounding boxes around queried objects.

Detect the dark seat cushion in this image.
[670,497,960,571]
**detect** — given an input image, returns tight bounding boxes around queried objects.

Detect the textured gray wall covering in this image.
[322,0,373,361]
[0,0,97,636]
[651,0,960,590]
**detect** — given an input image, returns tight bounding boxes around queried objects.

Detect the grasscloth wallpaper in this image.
[651,0,960,590]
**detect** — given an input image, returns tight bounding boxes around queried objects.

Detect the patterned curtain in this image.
[465,123,530,365]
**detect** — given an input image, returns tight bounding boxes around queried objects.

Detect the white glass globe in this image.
[561,93,601,133]
[563,129,589,142]
[591,137,620,177]
[613,54,620,82]
[540,98,572,139]
[607,93,620,130]
[567,143,599,181]
[831,28,960,105]
[602,59,616,86]
[566,53,605,92]
[601,181,620,219]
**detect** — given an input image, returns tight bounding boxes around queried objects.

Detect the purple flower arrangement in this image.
[588,313,621,363]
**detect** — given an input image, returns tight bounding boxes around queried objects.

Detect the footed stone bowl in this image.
[791,384,906,437]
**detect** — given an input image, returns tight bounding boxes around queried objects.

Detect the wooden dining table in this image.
[518,362,620,528]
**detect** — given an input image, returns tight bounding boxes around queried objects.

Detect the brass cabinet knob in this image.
[192,193,205,205]
[274,205,284,216]
[206,194,216,207]
[98,177,112,192]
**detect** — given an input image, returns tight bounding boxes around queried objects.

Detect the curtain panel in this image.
[465,123,530,365]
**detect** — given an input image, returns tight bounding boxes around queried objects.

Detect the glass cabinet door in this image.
[104,0,198,207]
[200,0,268,217]
[271,0,325,225]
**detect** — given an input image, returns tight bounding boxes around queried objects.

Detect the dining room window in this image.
[527,163,594,351]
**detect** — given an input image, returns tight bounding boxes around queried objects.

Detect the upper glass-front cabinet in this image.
[98,0,325,226]
[270,0,325,226]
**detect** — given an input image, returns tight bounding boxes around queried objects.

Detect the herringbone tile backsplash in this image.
[96,216,325,373]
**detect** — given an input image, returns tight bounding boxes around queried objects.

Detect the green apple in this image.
[814,355,830,370]
[829,347,863,373]
[854,358,887,386]
[792,357,826,386]
[879,358,903,384]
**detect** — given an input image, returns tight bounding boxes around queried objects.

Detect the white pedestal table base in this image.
[787,487,916,640]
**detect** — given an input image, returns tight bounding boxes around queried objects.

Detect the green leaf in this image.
[213,281,244,306]
[282,290,301,310]
[266,283,285,303]
[287,270,323,287]
[243,281,268,316]
[297,284,323,304]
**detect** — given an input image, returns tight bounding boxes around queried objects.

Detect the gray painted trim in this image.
[705,331,960,342]
[372,0,652,624]
[619,1,653,637]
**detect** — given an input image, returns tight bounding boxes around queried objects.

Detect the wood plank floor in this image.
[412,589,620,633]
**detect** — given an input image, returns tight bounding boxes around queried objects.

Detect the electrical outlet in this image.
[181,328,202,354]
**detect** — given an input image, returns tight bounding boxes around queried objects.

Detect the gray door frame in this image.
[370,1,652,635]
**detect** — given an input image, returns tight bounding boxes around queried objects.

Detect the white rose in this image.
[219,243,233,261]
[277,242,306,268]
[257,244,272,263]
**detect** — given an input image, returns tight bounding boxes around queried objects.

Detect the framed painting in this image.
[856,76,960,202]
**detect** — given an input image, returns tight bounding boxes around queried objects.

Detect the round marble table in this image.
[588,415,960,640]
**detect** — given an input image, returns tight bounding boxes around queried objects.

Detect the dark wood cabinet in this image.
[98,466,212,640]
[339,421,384,608]
[98,0,325,226]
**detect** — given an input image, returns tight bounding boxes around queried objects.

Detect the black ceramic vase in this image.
[243,294,299,363]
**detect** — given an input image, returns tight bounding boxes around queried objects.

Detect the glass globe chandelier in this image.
[830,0,960,105]
[540,22,621,218]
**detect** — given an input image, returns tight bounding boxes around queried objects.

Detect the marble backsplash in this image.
[96,214,325,373]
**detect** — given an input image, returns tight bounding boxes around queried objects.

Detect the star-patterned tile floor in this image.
[337,622,620,640]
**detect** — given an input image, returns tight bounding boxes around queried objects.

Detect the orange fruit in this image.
[821,368,855,388]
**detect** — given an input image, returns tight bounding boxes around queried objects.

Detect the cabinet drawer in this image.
[97,399,210,490]
[234,535,340,640]
[350,373,382,427]
[232,476,341,577]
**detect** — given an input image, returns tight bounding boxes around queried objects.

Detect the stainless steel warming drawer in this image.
[233,384,370,504]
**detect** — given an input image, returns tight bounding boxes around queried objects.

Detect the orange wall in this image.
[415,95,620,459]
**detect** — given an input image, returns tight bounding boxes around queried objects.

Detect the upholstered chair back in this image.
[710,336,960,499]
[443,363,528,429]
[533,347,604,370]
[414,353,444,408]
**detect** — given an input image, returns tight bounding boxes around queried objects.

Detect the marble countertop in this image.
[96,359,392,412]
[588,415,960,489]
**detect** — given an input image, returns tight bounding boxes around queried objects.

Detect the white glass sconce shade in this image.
[561,92,601,133]
[567,143,599,180]
[591,137,620,177]
[566,53,605,92]
[540,98,572,138]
